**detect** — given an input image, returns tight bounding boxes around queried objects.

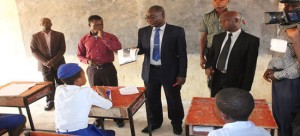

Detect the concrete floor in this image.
[0,98,192,136]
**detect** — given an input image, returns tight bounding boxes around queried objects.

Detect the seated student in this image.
[208,88,271,136]
[55,63,115,136]
[0,114,26,136]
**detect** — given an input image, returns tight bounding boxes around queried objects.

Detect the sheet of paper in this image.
[119,86,139,95]
[117,48,139,65]
[0,83,36,96]
[192,126,214,132]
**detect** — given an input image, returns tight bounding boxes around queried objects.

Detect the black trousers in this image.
[272,77,300,136]
[86,63,118,87]
[42,68,63,102]
[210,70,227,97]
[144,65,184,128]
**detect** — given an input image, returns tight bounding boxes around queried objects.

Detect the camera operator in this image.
[284,2,300,62]
[264,1,300,136]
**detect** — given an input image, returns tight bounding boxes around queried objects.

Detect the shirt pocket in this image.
[207,21,220,35]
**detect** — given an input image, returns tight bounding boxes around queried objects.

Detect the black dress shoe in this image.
[44,101,54,111]
[141,125,160,133]
[115,119,125,128]
[173,126,183,135]
[94,118,104,127]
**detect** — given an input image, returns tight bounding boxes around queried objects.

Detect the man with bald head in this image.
[205,11,259,97]
[30,18,66,111]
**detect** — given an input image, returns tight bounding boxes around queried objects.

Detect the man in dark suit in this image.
[205,11,259,97]
[30,18,66,111]
[137,5,187,135]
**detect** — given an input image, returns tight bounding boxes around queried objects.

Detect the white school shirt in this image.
[208,121,271,136]
[54,85,112,131]
[150,23,166,65]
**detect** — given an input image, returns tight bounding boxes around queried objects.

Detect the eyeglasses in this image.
[145,15,158,20]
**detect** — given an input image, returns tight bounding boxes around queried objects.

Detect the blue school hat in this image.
[57,63,81,79]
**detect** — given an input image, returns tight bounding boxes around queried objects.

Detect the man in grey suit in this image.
[137,5,188,135]
[205,11,259,97]
[30,18,66,111]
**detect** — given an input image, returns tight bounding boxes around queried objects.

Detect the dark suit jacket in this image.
[30,30,66,73]
[137,24,188,83]
[206,30,259,91]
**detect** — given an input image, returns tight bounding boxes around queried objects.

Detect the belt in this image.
[56,128,80,133]
[90,63,112,69]
[150,64,162,68]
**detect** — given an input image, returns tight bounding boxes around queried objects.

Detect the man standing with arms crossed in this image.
[77,15,124,127]
[30,18,66,111]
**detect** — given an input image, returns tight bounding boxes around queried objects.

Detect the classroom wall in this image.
[1,0,280,102]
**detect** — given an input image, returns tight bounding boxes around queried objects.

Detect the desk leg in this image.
[185,125,189,136]
[24,102,35,131]
[271,129,275,136]
[128,111,136,136]
[18,107,23,115]
[98,118,105,129]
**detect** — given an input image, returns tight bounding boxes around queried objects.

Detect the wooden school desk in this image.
[0,81,52,131]
[89,86,151,136]
[185,97,278,136]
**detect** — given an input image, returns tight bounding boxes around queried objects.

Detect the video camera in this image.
[265,0,300,25]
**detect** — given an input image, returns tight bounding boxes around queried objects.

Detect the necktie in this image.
[217,33,232,71]
[153,27,160,61]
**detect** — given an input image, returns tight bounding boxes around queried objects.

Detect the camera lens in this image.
[265,12,287,24]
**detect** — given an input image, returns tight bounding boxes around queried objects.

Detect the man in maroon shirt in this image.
[77,15,124,127]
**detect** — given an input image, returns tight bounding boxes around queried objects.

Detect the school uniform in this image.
[55,85,113,135]
[208,121,271,136]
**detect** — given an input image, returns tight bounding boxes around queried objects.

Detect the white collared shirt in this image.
[42,30,52,55]
[216,29,242,71]
[150,23,166,65]
[54,85,112,131]
[208,121,271,136]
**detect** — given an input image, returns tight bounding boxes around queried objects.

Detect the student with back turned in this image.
[208,88,271,136]
[55,63,114,136]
